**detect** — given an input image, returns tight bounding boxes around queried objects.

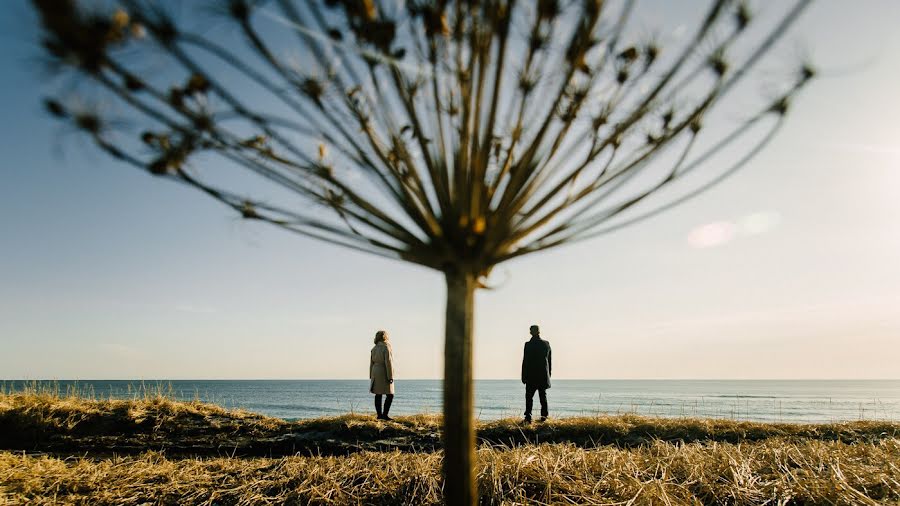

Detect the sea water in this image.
[6,379,899,423]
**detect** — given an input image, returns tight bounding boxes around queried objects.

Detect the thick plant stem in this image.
[442,268,477,505]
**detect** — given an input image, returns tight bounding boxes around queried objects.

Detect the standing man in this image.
[521,324,552,423]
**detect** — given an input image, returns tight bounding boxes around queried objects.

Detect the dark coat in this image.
[521,337,552,389]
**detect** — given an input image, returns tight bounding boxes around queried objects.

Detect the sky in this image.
[0,1,898,380]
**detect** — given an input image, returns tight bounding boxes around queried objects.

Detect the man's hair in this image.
[529,325,539,333]
[374,330,389,344]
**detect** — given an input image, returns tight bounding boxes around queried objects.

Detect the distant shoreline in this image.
[4,379,899,423]
[6,378,900,381]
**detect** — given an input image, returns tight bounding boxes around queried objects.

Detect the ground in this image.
[1,390,898,504]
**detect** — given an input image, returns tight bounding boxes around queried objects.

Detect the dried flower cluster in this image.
[34,0,813,279]
[31,1,815,502]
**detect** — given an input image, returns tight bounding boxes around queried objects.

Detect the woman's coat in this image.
[370,341,394,394]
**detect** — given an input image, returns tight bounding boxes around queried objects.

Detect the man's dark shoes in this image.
[523,417,532,424]
[378,415,394,421]
[540,416,548,422]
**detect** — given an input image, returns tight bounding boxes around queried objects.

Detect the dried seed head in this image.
[518,74,536,93]
[228,0,250,21]
[240,135,267,148]
[186,73,210,94]
[324,189,345,207]
[559,105,577,123]
[316,163,334,178]
[301,78,325,106]
[473,216,486,235]
[800,64,816,84]
[690,119,703,134]
[771,96,789,116]
[44,99,67,118]
[709,53,728,77]
[192,114,213,131]
[124,73,144,91]
[153,16,178,46]
[240,201,258,219]
[529,32,548,52]
[645,44,660,66]
[112,9,130,30]
[362,0,378,21]
[148,158,169,175]
[418,6,449,37]
[169,88,185,108]
[617,46,638,63]
[75,113,101,134]
[735,3,752,31]
[130,23,146,39]
[661,109,674,128]
[357,19,396,52]
[33,3,138,72]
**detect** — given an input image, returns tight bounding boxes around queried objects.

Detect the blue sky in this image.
[1,0,898,379]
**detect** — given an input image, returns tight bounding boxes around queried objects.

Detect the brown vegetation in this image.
[3,436,899,504]
[2,389,897,458]
[1,390,899,504]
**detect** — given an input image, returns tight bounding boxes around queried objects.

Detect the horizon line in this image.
[4,378,900,382]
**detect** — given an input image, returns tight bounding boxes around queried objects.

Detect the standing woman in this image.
[370,330,395,420]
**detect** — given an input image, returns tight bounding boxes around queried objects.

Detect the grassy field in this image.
[1,388,899,504]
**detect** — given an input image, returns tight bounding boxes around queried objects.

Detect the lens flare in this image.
[687,221,737,248]
[688,212,782,248]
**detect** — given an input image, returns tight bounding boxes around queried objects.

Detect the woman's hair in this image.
[374,330,389,344]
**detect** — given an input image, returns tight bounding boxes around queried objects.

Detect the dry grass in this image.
[0,383,285,437]
[1,388,899,504]
[3,387,897,453]
[2,439,899,505]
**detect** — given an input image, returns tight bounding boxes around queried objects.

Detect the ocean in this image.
[5,380,899,423]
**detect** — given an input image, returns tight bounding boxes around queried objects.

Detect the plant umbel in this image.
[32,0,814,503]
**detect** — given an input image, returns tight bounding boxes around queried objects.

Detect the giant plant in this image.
[32,0,814,503]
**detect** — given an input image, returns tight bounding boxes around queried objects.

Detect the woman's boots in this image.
[375,394,394,421]
[381,394,393,421]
